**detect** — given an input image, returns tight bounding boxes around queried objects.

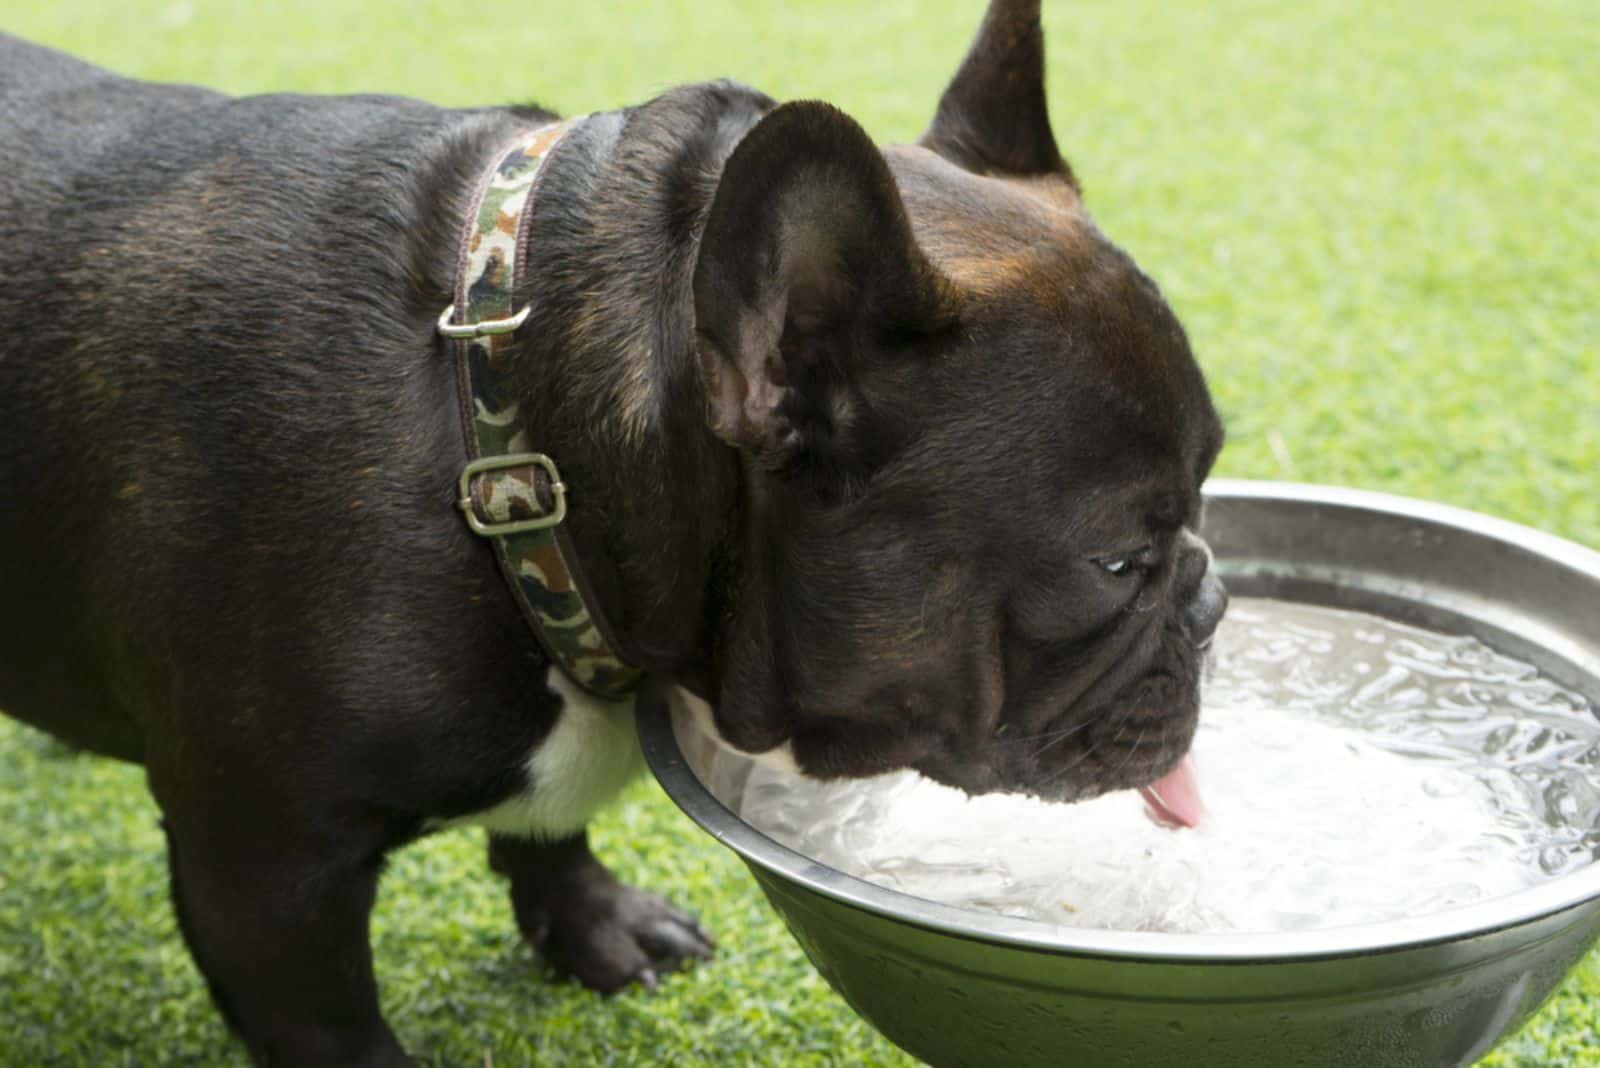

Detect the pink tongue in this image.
[1138,755,1205,829]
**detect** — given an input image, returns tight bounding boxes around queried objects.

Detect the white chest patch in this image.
[439,666,645,841]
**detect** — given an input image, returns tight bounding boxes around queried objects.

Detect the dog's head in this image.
[691,0,1226,802]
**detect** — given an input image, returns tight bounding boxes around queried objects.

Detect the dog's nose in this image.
[1176,529,1228,647]
[1184,570,1228,647]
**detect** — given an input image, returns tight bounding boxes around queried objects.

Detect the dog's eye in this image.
[1097,548,1152,577]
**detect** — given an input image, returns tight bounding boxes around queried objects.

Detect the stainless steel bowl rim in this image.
[639,479,1600,963]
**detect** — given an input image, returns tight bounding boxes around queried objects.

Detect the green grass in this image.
[2,0,1597,1064]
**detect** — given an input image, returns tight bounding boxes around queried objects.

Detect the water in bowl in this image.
[738,598,1600,933]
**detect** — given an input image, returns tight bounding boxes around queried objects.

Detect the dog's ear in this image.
[693,101,954,471]
[919,0,1075,187]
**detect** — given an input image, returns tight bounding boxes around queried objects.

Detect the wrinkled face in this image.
[691,0,1226,801]
[717,164,1224,801]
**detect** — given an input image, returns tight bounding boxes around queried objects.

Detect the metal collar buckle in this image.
[457,453,568,536]
[436,303,532,339]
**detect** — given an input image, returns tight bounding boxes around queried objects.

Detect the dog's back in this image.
[0,36,508,758]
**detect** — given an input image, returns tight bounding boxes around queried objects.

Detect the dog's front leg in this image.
[160,819,411,1067]
[488,832,714,993]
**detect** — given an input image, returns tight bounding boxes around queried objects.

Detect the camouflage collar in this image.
[438,118,642,699]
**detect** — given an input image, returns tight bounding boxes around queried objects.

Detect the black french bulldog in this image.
[0,0,1226,1063]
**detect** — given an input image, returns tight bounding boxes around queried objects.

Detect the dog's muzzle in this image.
[1177,529,1228,648]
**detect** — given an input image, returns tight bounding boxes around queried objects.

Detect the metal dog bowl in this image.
[637,480,1600,1068]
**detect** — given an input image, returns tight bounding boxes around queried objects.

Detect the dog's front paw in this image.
[530,882,715,994]
[490,832,714,993]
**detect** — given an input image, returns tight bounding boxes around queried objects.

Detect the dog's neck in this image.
[494,83,776,695]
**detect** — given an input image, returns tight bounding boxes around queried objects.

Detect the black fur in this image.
[0,2,1225,1063]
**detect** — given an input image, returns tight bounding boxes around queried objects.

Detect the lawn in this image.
[1,0,1597,1064]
